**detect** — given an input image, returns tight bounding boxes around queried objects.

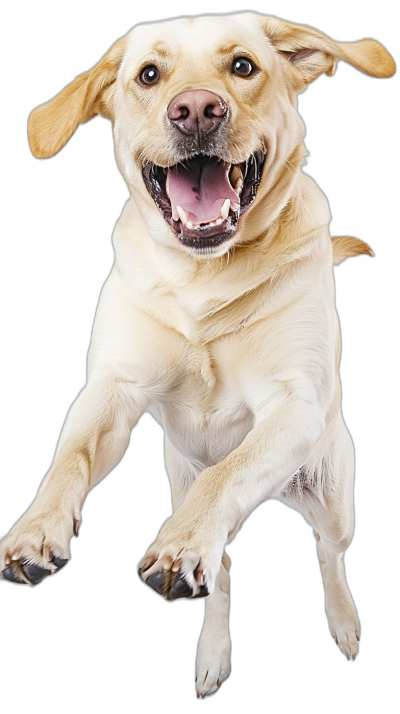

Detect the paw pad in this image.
[139,566,209,601]
[2,553,69,586]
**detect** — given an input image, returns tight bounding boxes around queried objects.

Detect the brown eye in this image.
[232,57,255,77]
[140,65,160,85]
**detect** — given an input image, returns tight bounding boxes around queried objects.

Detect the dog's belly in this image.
[149,398,254,470]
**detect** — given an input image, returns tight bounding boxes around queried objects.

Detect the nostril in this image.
[168,102,190,121]
[204,100,227,119]
[204,104,215,119]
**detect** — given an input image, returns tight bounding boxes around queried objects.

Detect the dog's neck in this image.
[113,168,331,344]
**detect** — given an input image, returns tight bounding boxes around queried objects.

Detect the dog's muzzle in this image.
[142,89,266,253]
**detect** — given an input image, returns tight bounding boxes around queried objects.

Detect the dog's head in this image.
[28,13,394,257]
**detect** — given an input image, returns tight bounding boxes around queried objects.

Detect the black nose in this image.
[167,90,228,136]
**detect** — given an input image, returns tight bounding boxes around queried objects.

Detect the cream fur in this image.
[1,12,395,698]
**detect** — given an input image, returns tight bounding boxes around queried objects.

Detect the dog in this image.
[0,12,395,698]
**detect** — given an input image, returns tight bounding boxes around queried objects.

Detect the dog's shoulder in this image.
[287,172,331,238]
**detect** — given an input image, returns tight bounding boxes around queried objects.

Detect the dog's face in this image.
[114,14,301,256]
[28,13,395,258]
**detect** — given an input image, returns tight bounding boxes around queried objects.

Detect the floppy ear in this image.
[28,36,127,158]
[263,17,395,86]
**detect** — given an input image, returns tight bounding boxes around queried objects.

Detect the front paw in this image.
[138,519,224,600]
[1,505,79,585]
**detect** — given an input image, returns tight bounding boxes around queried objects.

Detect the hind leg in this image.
[314,528,360,659]
[167,440,232,698]
[195,550,231,698]
[282,420,360,659]
[152,438,232,698]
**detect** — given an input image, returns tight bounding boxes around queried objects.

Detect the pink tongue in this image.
[166,159,239,224]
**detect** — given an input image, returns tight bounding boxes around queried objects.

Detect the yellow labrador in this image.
[0,12,395,698]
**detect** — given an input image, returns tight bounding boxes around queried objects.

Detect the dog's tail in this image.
[331,236,374,265]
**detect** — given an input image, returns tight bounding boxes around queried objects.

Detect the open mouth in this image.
[142,151,266,252]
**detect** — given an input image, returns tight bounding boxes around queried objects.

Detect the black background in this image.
[0,2,398,711]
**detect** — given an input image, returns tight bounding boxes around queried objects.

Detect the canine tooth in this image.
[221,199,230,220]
[176,205,187,225]
[230,165,243,185]
[234,177,244,196]
[186,221,193,230]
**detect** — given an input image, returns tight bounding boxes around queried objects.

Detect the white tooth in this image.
[186,221,193,230]
[234,177,244,196]
[176,205,187,225]
[221,199,230,220]
[230,165,243,185]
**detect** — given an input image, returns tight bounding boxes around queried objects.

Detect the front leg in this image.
[139,397,324,596]
[1,375,146,585]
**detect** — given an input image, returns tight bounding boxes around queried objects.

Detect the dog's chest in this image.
[149,338,255,468]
